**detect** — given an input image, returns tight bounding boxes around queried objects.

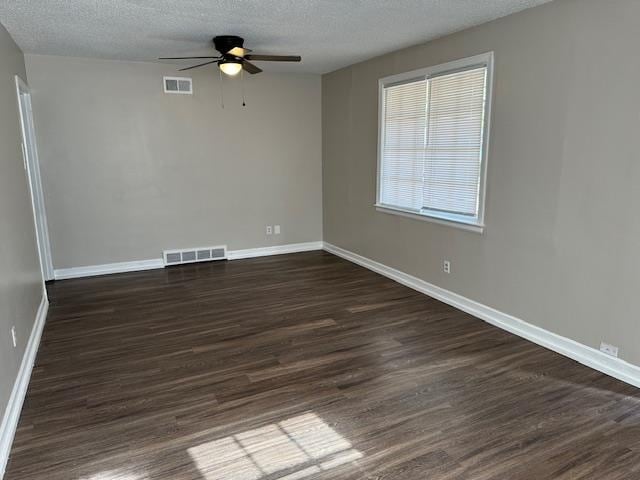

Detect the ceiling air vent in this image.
[163,245,227,266]
[163,76,193,94]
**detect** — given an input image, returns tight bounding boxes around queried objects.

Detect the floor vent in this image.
[163,245,227,266]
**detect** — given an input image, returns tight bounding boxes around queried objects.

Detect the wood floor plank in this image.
[4,251,640,480]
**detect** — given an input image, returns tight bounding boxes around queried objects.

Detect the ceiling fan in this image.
[159,35,302,76]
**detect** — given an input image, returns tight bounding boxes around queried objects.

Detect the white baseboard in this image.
[227,241,324,260]
[0,293,48,478]
[323,242,640,389]
[54,258,164,280]
[53,242,324,280]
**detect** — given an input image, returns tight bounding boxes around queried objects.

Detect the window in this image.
[376,53,493,232]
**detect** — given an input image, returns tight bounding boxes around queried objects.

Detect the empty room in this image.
[1,0,639,478]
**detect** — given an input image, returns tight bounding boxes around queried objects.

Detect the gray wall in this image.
[322,0,640,366]
[0,24,43,425]
[25,55,323,269]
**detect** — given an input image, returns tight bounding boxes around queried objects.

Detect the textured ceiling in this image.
[0,0,552,74]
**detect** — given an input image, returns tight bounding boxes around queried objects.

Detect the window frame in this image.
[375,52,494,234]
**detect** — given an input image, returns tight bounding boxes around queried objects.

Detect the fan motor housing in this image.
[213,35,244,54]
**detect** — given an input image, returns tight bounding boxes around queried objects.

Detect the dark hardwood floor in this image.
[5,251,640,479]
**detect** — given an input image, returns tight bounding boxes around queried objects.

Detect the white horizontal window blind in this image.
[379,55,491,228]
[380,79,428,211]
[423,67,487,216]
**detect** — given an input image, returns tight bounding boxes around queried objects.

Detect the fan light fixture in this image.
[219,60,242,76]
[160,36,302,78]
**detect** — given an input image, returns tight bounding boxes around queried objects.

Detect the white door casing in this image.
[15,76,54,282]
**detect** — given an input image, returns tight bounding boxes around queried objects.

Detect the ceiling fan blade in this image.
[226,47,252,57]
[179,60,219,71]
[244,54,301,62]
[242,60,263,74]
[159,56,220,60]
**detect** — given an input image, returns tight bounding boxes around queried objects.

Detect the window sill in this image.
[374,204,485,234]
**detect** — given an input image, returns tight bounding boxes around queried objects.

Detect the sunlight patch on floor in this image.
[188,412,363,480]
[80,470,148,480]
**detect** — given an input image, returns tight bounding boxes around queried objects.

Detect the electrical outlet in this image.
[266,225,273,235]
[443,260,451,274]
[11,326,16,348]
[600,342,619,358]
[274,225,281,235]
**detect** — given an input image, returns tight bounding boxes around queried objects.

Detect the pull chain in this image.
[218,67,225,109]
[241,68,247,107]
